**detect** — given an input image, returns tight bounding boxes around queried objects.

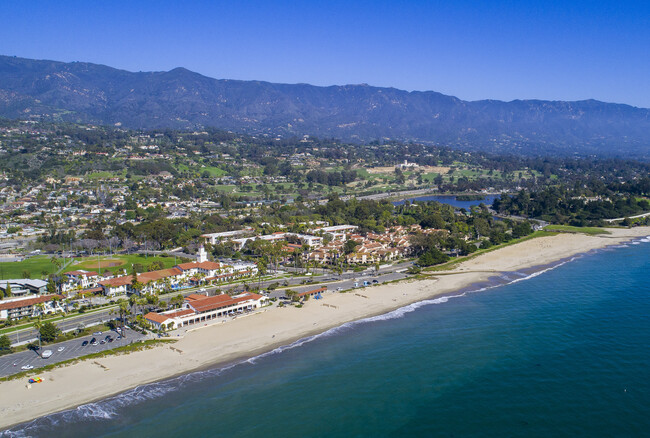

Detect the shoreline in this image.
[1,226,648,431]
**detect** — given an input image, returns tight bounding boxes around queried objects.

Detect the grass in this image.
[200,166,227,177]
[0,255,59,280]
[0,339,177,382]
[0,254,183,281]
[544,225,610,235]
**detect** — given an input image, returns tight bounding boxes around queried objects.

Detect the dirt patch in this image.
[77,259,126,269]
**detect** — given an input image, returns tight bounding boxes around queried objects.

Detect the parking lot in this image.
[0,328,147,378]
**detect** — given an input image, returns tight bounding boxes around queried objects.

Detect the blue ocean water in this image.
[3,236,650,438]
[392,194,498,209]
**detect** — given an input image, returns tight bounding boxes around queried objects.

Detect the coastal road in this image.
[0,328,146,378]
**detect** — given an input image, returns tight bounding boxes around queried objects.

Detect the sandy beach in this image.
[1,226,648,430]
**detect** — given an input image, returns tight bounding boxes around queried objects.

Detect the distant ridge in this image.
[1,55,649,158]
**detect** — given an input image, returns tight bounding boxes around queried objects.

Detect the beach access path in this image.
[0,226,648,431]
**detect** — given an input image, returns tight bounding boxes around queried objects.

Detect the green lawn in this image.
[0,254,183,280]
[85,171,118,180]
[0,255,59,280]
[544,225,610,235]
[200,166,227,177]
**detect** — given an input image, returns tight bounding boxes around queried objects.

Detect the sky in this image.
[1,0,649,107]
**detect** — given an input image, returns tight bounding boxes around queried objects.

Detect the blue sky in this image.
[2,0,649,107]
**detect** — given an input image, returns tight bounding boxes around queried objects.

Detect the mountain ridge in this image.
[1,55,649,158]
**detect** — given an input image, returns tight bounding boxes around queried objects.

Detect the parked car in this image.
[57,346,65,352]
[41,350,53,359]
[372,279,379,284]
[90,338,97,345]
[93,331,102,336]
[100,340,106,345]
[21,365,34,370]
[82,340,88,346]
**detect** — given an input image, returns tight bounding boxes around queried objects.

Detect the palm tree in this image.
[33,316,43,354]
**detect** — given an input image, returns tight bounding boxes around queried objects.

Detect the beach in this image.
[1,226,648,430]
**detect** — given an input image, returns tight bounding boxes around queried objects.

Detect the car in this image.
[105,335,111,340]
[117,335,122,339]
[41,350,53,358]
[336,287,343,291]
[372,279,379,284]
[100,340,106,344]
[57,346,65,352]
[21,365,34,370]
[90,337,97,345]
[93,331,102,336]
[107,338,114,343]
[82,340,89,346]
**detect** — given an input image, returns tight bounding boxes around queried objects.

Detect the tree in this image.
[47,279,57,294]
[4,283,11,298]
[0,334,12,355]
[22,270,31,279]
[39,322,60,343]
[418,249,450,267]
[344,239,359,254]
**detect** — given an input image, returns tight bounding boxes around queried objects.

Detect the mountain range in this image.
[1,55,649,158]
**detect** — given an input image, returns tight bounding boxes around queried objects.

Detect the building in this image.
[0,279,48,297]
[62,270,100,292]
[0,294,64,320]
[144,292,268,330]
[98,275,132,297]
[201,229,252,245]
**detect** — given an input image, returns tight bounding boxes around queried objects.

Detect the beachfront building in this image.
[144,292,268,330]
[296,286,327,300]
[0,294,64,320]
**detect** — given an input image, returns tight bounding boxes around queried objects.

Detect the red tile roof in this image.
[176,261,224,271]
[0,294,62,311]
[187,293,264,313]
[144,312,172,324]
[98,276,133,288]
[65,270,99,277]
[298,287,327,297]
[138,267,182,284]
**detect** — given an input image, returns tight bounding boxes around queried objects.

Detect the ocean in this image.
[3,236,650,437]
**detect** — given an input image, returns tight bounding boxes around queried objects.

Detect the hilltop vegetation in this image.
[2,55,650,158]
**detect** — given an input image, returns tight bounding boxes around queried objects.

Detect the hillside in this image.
[1,55,650,158]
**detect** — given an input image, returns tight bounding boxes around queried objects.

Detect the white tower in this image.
[197,245,208,263]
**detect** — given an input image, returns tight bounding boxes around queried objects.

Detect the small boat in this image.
[28,377,43,384]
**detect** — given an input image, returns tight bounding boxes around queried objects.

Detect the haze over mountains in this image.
[1,55,649,158]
